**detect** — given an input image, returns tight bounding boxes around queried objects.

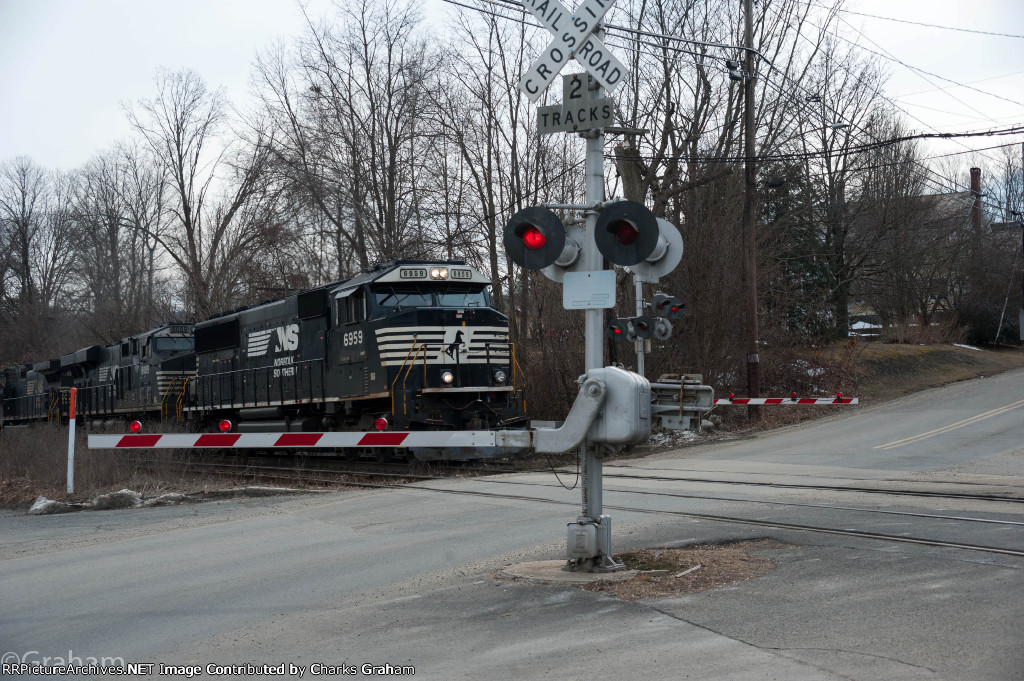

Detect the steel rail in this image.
[609,463,1024,491]
[590,471,1024,504]
[142,459,1024,525]
[143,461,1024,545]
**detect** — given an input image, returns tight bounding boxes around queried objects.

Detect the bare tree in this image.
[0,157,48,310]
[254,0,440,275]
[126,68,282,318]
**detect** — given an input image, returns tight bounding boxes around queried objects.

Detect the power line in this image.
[610,140,1022,167]
[839,9,1024,40]
[897,68,1024,99]
[757,4,1011,215]
[827,13,1024,111]
[830,14,1009,131]
[442,0,1016,215]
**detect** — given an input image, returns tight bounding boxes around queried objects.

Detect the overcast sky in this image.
[0,0,1021,176]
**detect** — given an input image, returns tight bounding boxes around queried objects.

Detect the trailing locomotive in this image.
[1,260,528,460]
[1,324,195,426]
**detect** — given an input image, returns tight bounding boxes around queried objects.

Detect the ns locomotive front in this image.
[188,259,527,459]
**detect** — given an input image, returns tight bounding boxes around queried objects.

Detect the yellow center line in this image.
[874,398,1024,450]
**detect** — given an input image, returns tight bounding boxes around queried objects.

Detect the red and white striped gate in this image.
[88,430,502,449]
[713,395,858,406]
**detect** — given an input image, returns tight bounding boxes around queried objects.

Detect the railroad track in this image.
[615,463,1024,491]
[301,477,1024,559]
[590,470,1024,504]
[136,456,1024,558]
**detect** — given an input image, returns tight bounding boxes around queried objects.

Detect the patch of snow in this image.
[953,343,982,351]
[143,493,186,507]
[90,489,142,510]
[649,430,701,447]
[28,496,82,515]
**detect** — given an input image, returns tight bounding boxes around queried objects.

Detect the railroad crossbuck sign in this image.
[518,0,625,102]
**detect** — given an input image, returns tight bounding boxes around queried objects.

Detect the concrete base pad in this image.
[500,560,638,584]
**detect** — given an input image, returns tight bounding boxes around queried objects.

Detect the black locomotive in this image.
[0,324,195,426]
[1,260,528,459]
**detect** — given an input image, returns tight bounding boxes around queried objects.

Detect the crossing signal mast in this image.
[508,0,711,573]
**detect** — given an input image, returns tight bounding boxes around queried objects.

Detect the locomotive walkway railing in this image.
[193,358,328,410]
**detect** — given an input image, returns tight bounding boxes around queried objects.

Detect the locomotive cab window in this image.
[372,286,432,316]
[153,337,194,354]
[335,288,366,326]
[436,286,488,308]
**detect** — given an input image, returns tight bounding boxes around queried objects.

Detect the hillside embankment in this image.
[856,342,1024,402]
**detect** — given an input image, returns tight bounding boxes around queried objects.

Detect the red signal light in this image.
[129,420,142,434]
[613,221,639,245]
[218,419,233,433]
[522,226,547,250]
[613,327,622,334]
[374,417,388,431]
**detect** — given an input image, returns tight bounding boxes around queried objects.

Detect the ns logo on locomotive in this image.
[0,260,527,461]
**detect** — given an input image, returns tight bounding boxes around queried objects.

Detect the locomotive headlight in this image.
[441,371,455,385]
[430,267,449,280]
[494,370,507,384]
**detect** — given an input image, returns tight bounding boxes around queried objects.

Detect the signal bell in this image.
[595,200,659,266]
[503,207,566,270]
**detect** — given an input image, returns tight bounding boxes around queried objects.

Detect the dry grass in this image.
[855,342,1024,402]
[581,539,792,600]
[0,425,268,505]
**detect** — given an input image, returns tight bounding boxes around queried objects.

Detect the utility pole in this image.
[742,0,760,420]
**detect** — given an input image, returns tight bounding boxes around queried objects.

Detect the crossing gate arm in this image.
[89,374,610,455]
[88,430,501,449]
[713,397,859,405]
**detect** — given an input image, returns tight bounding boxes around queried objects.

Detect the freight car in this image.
[188,259,527,458]
[0,323,195,426]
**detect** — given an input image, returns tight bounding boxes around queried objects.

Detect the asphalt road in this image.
[2,368,1022,680]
